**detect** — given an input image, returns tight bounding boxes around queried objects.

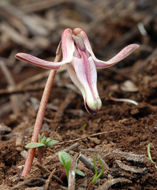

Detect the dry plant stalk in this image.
[21,52,61,177]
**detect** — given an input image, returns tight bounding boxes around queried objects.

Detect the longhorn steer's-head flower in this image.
[16,28,139,114]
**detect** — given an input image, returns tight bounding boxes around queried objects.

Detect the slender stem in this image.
[22,54,61,177]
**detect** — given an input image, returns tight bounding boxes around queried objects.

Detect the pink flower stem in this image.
[22,53,61,177]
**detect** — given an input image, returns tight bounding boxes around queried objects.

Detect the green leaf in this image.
[45,137,52,144]
[58,152,85,180]
[91,156,105,184]
[147,143,157,169]
[41,136,47,144]
[46,140,58,147]
[75,169,85,177]
[38,134,42,142]
[25,142,45,149]
[96,157,105,179]
[93,156,97,175]
[79,123,87,131]
[58,152,72,180]
[65,161,71,179]
[147,143,154,164]
[58,152,72,166]
[92,156,97,184]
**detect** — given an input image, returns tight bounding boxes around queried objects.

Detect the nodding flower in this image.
[16,28,139,114]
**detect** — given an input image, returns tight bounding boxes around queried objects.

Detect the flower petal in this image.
[67,64,99,114]
[61,28,75,61]
[93,44,140,68]
[67,64,85,100]
[16,53,70,69]
[76,28,139,68]
[15,28,75,69]
[71,54,102,113]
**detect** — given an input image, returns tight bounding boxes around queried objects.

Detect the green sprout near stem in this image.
[25,134,58,149]
[58,151,85,180]
[79,123,87,131]
[91,156,105,184]
[147,143,157,169]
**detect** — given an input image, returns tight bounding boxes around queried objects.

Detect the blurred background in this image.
[0,0,157,117]
[0,0,157,189]
[0,0,157,130]
[0,0,157,121]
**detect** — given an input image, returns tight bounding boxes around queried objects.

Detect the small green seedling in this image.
[25,134,58,149]
[91,156,105,184]
[147,143,157,169]
[79,123,87,131]
[58,151,85,180]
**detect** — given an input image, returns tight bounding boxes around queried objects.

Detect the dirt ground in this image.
[0,0,157,189]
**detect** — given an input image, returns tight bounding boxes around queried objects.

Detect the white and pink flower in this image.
[16,28,139,113]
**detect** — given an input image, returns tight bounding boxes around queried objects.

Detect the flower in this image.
[16,28,139,114]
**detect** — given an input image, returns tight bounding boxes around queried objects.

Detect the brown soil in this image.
[0,0,157,189]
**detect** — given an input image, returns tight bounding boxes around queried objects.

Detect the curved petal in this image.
[15,28,75,70]
[67,64,99,114]
[67,64,85,100]
[75,28,139,68]
[71,55,102,113]
[82,53,100,102]
[16,53,70,69]
[74,28,97,61]
[61,28,75,61]
[93,44,140,68]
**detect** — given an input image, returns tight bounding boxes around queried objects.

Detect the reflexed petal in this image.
[71,55,102,113]
[93,44,140,68]
[76,28,139,68]
[16,53,71,69]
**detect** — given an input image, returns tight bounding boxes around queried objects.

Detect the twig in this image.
[135,48,157,73]
[0,103,12,118]
[17,71,49,88]
[45,143,80,166]
[59,185,68,190]
[111,150,146,163]
[68,153,79,190]
[21,48,61,177]
[0,85,44,96]
[57,130,115,145]
[0,60,20,114]
[17,67,65,88]
[53,93,76,128]
[115,160,147,174]
[99,178,131,190]
[81,149,146,163]
[36,163,50,173]
[36,163,63,184]
[0,23,34,50]
[12,178,45,190]
[19,0,68,13]
[109,95,138,106]
[0,4,48,36]
[44,168,56,190]
[98,155,110,171]
[55,93,76,119]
